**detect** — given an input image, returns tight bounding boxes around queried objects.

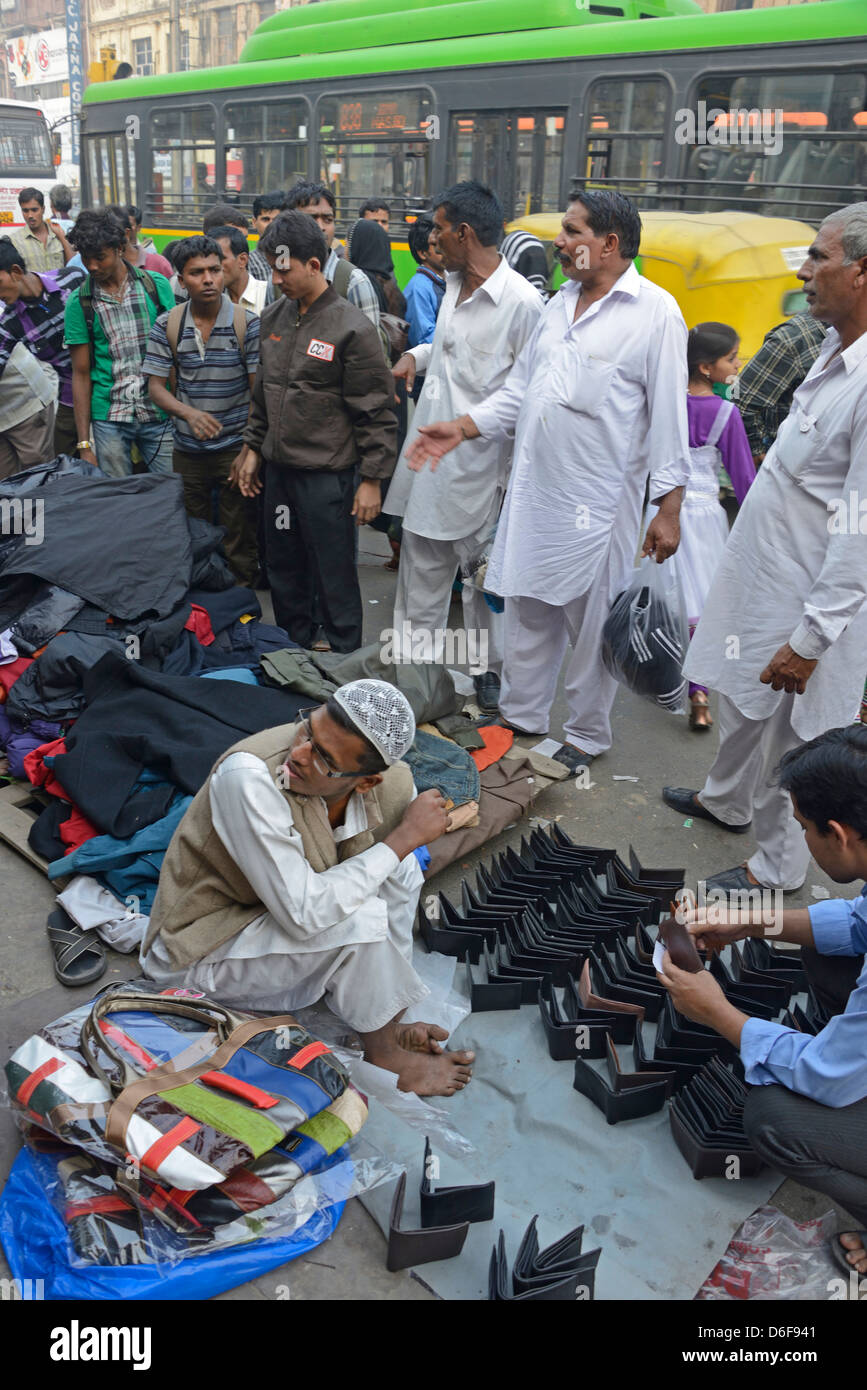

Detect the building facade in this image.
[0,0,80,185]
[84,0,315,77]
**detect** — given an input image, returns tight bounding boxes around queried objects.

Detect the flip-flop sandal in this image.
[46,905,106,987]
[829,1230,867,1279]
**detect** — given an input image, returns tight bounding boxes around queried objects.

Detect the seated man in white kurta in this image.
[404,190,691,773]
[141,680,474,1097]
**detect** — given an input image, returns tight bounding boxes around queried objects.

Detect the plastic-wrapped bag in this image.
[696,1205,843,1301]
[601,557,689,714]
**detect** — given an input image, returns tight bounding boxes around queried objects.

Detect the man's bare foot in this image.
[359,1019,475,1097]
[838,1232,867,1275]
[394,1021,449,1054]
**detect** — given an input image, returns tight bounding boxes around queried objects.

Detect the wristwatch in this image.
[77,439,94,450]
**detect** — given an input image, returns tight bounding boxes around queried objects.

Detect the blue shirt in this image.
[404,267,445,349]
[740,886,867,1106]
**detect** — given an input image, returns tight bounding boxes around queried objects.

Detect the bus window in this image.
[82,130,138,207]
[684,70,867,220]
[0,112,53,171]
[515,113,565,216]
[583,78,669,200]
[449,114,504,192]
[317,90,433,230]
[225,99,309,205]
[150,107,217,224]
[448,110,566,218]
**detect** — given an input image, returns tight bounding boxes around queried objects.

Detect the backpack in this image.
[165,300,249,375]
[331,254,408,364]
[78,264,161,373]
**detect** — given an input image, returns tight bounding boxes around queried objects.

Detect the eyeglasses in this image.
[293,709,358,779]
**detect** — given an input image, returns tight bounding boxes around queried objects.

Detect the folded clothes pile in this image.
[0,461,311,968]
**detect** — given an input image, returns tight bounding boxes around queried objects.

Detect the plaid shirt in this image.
[11,225,66,273]
[247,246,270,281]
[737,312,827,456]
[324,247,381,329]
[94,274,164,423]
[0,265,84,407]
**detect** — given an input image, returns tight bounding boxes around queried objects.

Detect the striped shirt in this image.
[0,264,83,406]
[142,294,260,452]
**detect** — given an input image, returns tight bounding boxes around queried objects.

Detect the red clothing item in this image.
[23,736,68,796]
[184,604,215,647]
[0,656,33,701]
[23,736,99,851]
[59,804,100,854]
[469,726,514,772]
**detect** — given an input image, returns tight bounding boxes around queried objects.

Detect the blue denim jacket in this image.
[403,729,480,806]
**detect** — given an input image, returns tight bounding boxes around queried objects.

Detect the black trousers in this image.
[263,464,362,653]
[743,946,867,1227]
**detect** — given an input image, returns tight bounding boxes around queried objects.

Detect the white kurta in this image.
[684,326,867,742]
[141,753,428,1033]
[383,256,543,541]
[474,264,691,605]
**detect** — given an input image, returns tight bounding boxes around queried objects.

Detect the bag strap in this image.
[332,255,353,300]
[78,274,96,374]
[104,1013,306,1153]
[417,265,444,291]
[165,302,187,367]
[133,264,161,314]
[231,302,248,369]
[79,989,249,1094]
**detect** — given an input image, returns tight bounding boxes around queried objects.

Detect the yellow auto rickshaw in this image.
[506,209,817,360]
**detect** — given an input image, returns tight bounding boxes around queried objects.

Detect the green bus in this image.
[80,0,867,283]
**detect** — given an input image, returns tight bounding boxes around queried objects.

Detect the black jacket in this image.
[244,285,397,479]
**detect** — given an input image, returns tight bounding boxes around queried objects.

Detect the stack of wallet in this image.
[488,1215,602,1300]
[419,828,685,1008]
[669,1056,763,1179]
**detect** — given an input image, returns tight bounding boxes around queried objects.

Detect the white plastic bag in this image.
[601,557,689,714]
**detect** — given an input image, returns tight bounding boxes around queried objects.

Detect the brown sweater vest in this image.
[143,722,415,970]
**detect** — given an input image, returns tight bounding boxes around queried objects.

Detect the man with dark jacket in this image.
[233,212,397,651]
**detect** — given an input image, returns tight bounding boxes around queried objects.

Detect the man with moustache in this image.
[408,190,690,770]
[663,202,867,898]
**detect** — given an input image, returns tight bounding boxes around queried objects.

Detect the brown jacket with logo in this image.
[243,284,397,479]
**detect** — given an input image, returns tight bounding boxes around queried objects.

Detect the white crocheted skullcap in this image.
[331,679,415,766]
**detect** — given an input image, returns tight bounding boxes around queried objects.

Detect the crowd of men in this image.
[1,176,867,1268]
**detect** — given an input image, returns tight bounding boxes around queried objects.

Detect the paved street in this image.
[0,527,846,1299]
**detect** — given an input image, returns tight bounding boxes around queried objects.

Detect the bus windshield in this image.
[0,109,53,175]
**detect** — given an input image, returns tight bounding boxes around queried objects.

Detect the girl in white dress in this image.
[648,322,756,731]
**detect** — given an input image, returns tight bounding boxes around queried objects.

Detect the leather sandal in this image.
[689,692,713,731]
[46,906,106,988]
